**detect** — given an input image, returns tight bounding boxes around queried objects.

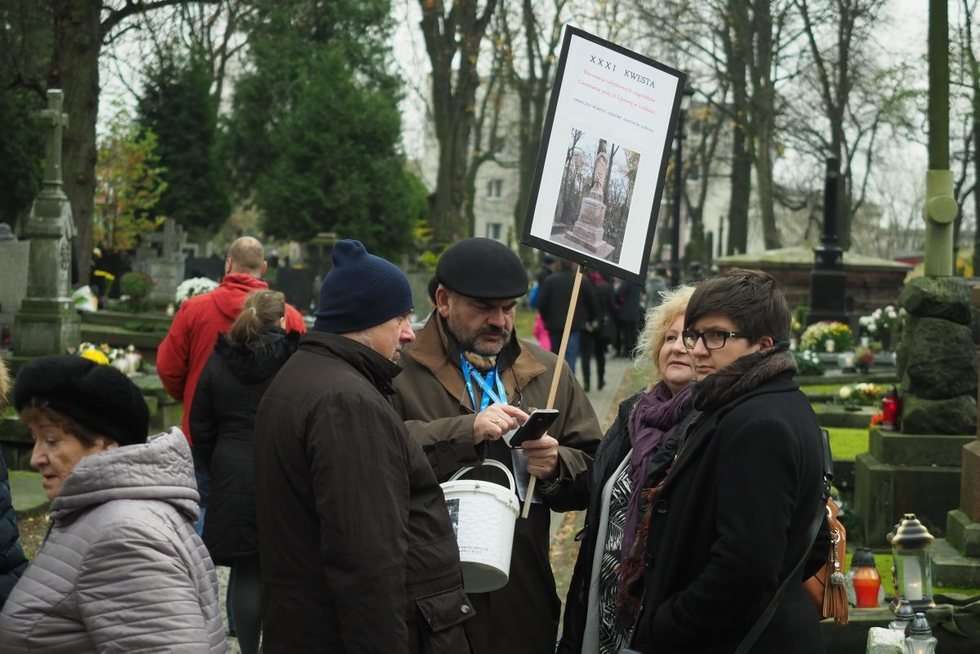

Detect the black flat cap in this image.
[13,355,149,447]
[436,238,529,299]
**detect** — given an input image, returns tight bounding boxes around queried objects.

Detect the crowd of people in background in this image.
[0,236,829,653]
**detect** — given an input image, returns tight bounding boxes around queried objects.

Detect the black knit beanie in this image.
[314,239,414,333]
[13,355,149,446]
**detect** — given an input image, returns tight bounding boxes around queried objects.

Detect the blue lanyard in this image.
[460,356,507,411]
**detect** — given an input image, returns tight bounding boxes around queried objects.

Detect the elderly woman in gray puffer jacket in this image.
[0,355,226,653]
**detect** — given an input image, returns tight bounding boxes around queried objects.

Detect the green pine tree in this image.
[137,47,230,234]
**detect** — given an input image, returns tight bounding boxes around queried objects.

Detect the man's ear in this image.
[758,335,775,350]
[435,286,451,318]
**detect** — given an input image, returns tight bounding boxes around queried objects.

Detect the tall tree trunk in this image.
[725,0,752,255]
[49,0,100,286]
[507,0,564,266]
[962,0,980,275]
[754,123,781,249]
[419,0,497,246]
[728,122,752,255]
[749,0,780,250]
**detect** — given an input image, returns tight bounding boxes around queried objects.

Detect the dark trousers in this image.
[548,329,580,373]
[580,332,606,390]
[617,320,640,357]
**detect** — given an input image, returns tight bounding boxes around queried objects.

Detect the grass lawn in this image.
[801,384,845,396]
[827,427,870,461]
[515,305,536,341]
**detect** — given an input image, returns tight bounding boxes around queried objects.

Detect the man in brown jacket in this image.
[392,237,602,654]
[255,240,473,654]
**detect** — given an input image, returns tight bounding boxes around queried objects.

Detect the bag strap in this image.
[733,428,833,654]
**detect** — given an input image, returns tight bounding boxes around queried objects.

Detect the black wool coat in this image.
[190,329,298,565]
[254,332,473,654]
[630,369,826,654]
[0,451,27,609]
[538,270,597,332]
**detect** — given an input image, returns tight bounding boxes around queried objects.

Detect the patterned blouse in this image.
[598,461,634,654]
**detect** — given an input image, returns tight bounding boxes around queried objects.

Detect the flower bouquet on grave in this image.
[793,349,823,375]
[854,346,875,373]
[800,321,854,354]
[858,305,898,351]
[175,277,219,307]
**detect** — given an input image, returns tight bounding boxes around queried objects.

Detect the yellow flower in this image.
[80,348,110,365]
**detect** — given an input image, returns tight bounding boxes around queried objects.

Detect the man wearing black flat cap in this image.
[392,237,602,654]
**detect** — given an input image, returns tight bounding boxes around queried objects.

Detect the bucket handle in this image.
[447,459,516,495]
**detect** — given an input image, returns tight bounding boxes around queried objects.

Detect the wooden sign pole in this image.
[522,264,582,519]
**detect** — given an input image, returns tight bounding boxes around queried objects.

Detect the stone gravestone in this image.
[274,267,315,315]
[0,224,30,335]
[854,276,977,545]
[184,255,225,283]
[132,218,187,306]
[12,89,81,360]
[932,281,980,587]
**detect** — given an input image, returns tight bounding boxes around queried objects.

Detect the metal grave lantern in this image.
[889,513,935,610]
[905,612,938,654]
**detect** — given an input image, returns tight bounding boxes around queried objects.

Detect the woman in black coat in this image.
[191,290,298,654]
[559,285,696,654]
[629,269,826,654]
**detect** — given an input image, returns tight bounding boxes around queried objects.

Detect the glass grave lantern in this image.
[889,513,935,611]
[905,612,938,654]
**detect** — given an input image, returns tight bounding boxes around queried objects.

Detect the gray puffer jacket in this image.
[0,428,227,653]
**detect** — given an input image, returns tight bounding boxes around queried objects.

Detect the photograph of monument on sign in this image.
[551,130,640,264]
[522,25,684,283]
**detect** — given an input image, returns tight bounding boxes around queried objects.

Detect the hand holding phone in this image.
[506,409,559,448]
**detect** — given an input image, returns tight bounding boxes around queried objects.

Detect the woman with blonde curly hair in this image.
[558,285,696,654]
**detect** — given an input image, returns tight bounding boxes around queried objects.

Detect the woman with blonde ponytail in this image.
[190,290,298,653]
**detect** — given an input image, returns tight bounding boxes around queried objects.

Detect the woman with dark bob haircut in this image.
[628,268,826,654]
[0,355,227,653]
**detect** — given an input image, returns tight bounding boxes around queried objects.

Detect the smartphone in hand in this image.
[506,409,559,448]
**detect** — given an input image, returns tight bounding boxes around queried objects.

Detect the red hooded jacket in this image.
[156,273,307,442]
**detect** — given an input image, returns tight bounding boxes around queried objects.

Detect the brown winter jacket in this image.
[392,314,602,654]
[255,331,474,654]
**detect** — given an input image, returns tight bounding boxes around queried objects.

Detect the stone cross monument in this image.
[12,89,81,360]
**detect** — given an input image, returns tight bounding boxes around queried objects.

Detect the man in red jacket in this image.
[157,236,306,444]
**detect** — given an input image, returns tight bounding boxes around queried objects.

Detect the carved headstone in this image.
[0,225,30,333]
[132,217,187,306]
[12,89,80,359]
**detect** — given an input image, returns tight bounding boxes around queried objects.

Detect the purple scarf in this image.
[622,382,692,558]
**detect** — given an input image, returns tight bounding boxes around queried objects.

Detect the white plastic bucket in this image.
[441,459,519,593]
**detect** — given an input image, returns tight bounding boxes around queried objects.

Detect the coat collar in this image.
[300,331,402,395]
[666,369,799,486]
[405,313,547,411]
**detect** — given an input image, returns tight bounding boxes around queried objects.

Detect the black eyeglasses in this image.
[682,329,746,351]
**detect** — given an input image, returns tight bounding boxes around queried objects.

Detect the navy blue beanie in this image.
[314,240,413,333]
